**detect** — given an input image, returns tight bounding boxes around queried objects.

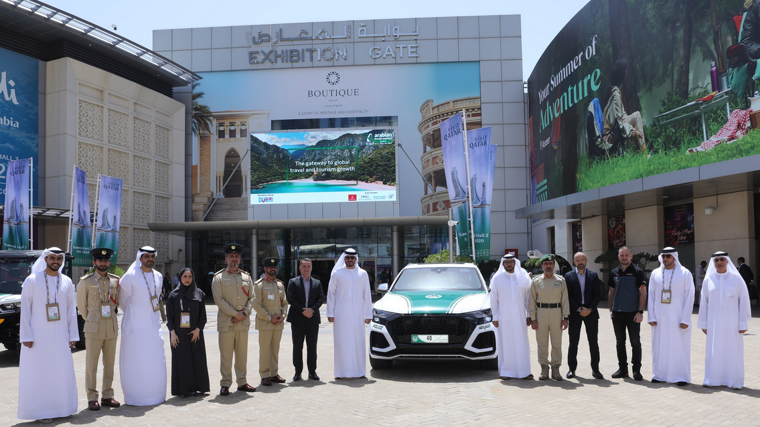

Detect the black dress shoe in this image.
[677,381,688,387]
[611,369,629,379]
[633,372,643,381]
[88,401,101,411]
[237,383,257,392]
[293,374,302,381]
[592,370,604,379]
[220,386,230,396]
[652,378,662,383]
[566,370,575,379]
[308,373,320,381]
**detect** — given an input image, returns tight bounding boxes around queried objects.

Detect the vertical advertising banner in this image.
[0,47,39,205]
[664,203,695,246]
[71,167,92,266]
[467,127,495,262]
[95,176,122,264]
[439,114,471,258]
[2,158,30,250]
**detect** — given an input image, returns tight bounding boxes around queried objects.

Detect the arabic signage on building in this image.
[248,24,421,65]
[0,47,39,206]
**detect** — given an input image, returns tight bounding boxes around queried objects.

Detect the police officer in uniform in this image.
[253,257,289,386]
[529,254,570,381]
[211,243,257,395]
[76,247,121,411]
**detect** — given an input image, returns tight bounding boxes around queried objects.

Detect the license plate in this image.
[411,334,448,344]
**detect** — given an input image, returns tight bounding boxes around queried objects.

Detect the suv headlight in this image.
[1,302,21,311]
[470,308,493,325]
[372,308,393,324]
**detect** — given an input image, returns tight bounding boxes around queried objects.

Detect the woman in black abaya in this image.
[167,268,210,397]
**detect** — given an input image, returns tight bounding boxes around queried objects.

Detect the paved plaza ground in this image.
[1,302,760,426]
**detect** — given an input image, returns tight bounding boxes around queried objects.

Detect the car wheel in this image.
[3,340,20,353]
[369,356,393,370]
[479,357,498,370]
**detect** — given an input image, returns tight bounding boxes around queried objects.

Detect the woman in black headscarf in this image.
[166,268,210,397]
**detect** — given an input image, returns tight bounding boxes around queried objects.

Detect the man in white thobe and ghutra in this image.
[698,251,751,390]
[118,246,167,405]
[326,248,373,379]
[647,247,694,386]
[17,247,79,424]
[490,253,533,380]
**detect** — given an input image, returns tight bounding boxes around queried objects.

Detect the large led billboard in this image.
[528,0,755,203]
[250,129,396,204]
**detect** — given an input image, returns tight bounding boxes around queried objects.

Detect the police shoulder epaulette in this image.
[80,272,94,280]
[107,272,120,278]
[215,268,226,276]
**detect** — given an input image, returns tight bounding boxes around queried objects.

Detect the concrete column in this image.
[694,191,755,270]
[625,204,664,272]
[581,215,608,277]
[251,228,259,279]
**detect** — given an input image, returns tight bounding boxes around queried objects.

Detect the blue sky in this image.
[46,0,590,78]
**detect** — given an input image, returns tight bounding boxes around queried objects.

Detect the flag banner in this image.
[71,167,92,266]
[2,158,30,250]
[440,114,472,258]
[466,127,494,262]
[94,176,123,264]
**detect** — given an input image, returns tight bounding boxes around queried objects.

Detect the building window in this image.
[229,123,236,139]
[218,123,225,139]
[240,123,247,138]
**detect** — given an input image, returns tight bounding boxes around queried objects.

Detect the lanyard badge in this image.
[180,298,191,328]
[141,270,161,312]
[44,273,61,322]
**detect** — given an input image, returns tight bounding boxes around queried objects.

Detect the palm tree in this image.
[192,82,213,136]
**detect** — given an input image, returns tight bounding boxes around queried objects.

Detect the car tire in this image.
[3,340,20,353]
[369,356,393,370]
[479,357,498,370]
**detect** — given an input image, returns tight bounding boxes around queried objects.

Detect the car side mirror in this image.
[377,283,389,292]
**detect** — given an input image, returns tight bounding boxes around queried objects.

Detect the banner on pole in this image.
[71,167,92,266]
[440,114,471,258]
[94,176,123,264]
[2,158,30,250]
[466,127,495,263]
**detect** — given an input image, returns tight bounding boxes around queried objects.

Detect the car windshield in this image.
[391,267,484,292]
[0,261,33,294]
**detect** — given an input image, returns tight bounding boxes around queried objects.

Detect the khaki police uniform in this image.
[252,276,288,378]
[529,273,570,366]
[76,272,120,402]
[212,268,254,388]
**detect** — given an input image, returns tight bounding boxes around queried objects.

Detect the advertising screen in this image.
[0,47,39,205]
[528,0,753,203]
[250,129,396,204]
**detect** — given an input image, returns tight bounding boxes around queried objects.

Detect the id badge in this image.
[181,312,191,328]
[46,303,61,322]
[101,304,111,318]
[150,295,160,312]
[661,289,672,304]
[267,293,275,300]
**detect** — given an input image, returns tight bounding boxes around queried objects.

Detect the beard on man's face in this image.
[96,264,109,272]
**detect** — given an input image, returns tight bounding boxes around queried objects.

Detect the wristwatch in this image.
[577,307,583,313]
[637,310,644,314]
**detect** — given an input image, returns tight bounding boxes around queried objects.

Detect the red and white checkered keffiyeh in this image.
[687,108,753,154]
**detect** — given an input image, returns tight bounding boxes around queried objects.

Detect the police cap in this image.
[262,257,279,268]
[223,243,244,255]
[91,247,114,260]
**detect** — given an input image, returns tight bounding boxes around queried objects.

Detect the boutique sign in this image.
[248,23,421,65]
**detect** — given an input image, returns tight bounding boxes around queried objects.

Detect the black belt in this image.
[537,303,560,308]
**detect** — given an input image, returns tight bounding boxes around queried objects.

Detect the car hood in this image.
[374,290,489,314]
[0,293,21,304]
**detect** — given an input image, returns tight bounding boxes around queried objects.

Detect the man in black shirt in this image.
[737,257,756,300]
[607,246,648,381]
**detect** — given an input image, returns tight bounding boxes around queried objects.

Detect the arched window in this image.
[229,123,237,139]
[240,123,247,138]
[218,123,225,139]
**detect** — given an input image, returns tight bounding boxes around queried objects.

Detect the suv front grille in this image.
[370,331,390,348]
[390,315,470,344]
[472,331,495,349]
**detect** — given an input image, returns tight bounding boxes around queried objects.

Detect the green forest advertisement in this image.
[528,0,759,203]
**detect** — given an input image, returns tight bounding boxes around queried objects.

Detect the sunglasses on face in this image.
[714,258,727,263]
[345,256,357,260]
[662,254,674,259]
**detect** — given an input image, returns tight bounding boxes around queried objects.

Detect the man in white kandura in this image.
[17,248,79,424]
[118,246,167,405]
[698,251,751,390]
[326,248,373,379]
[490,253,533,380]
[647,247,694,386]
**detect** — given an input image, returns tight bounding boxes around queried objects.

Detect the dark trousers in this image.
[611,311,642,372]
[291,320,319,375]
[567,312,600,372]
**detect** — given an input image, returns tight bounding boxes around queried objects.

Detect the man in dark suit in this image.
[286,258,324,381]
[737,257,756,300]
[564,252,603,379]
